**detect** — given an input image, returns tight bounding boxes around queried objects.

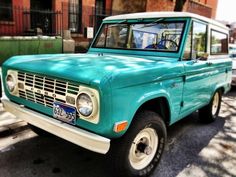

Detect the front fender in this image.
[110,82,174,138]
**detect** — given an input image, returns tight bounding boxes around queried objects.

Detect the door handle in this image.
[206,62,213,66]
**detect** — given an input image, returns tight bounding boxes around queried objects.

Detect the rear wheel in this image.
[109,111,167,177]
[199,90,222,123]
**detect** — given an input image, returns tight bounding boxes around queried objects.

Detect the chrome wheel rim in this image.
[129,128,158,170]
[212,92,219,115]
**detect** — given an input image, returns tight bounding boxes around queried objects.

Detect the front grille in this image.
[17,71,79,108]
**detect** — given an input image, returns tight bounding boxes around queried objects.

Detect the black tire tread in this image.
[109,110,167,177]
[199,90,222,123]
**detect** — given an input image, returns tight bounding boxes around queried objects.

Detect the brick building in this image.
[112,0,218,18]
[0,0,105,36]
[0,0,219,49]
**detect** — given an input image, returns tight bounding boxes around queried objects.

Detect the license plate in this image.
[53,102,76,125]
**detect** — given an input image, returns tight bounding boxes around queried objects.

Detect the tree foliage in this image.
[174,0,187,11]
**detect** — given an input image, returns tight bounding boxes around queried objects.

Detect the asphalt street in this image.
[0,88,235,177]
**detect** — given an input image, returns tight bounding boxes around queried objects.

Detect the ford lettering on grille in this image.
[17,71,80,108]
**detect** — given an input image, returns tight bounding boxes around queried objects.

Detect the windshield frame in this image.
[91,18,187,54]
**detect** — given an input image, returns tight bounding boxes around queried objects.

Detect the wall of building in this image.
[185,0,218,18]
[146,0,177,12]
[0,0,25,35]
[112,0,218,19]
[22,0,30,8]
[205,0,218,18]
[82,0,95,28]
[106,0,112,13]
[187,0,211,18]
[112,0,146,14]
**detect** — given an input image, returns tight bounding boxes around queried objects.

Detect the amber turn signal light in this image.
[114,121,128,133]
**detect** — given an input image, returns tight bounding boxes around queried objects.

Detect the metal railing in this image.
[0,6,62,36]
[0,3,125,37]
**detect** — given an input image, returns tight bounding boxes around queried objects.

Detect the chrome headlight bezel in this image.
[6,70,18,95]
[76,87,99,124]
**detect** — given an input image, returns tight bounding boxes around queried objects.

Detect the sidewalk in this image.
[0,102,23,133]
[0,73,24,133]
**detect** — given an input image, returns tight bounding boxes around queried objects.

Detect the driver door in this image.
[180,20,212,117]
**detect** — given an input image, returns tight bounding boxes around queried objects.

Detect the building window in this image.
[69,0,82,33]
[210,30,228,55]
[0,0,13,21]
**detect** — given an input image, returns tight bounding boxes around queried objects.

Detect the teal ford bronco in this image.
[1,12,232,177]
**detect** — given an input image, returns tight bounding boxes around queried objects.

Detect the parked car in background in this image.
[1,12,232,177]
[229,44,236,86]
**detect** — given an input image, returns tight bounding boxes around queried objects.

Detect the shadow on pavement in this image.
[0,89,235,177]
[0,134,110,177]
[153,113,226,177]
[0,114,226,177]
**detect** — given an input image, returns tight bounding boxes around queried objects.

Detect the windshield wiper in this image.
[138,18,165,29]
[112,19,128,25]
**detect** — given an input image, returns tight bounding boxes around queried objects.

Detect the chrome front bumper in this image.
[1,97,110,154]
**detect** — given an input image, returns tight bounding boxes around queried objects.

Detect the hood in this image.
[3,53,166,86]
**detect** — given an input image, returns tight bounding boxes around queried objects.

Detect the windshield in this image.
[93,21,186,52]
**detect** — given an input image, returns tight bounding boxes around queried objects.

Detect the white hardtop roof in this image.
[104,11,228,30]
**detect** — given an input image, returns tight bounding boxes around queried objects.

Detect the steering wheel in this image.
[157,39,178,50]
[145,39,178,50]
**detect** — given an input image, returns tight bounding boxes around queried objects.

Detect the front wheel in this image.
[109,111,167,177]
[199,90,222,123]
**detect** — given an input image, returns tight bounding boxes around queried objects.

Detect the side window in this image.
[210,30,228,55]
[183,24,192,59]
[106,24,128,48]
[94,25,107,47]
[183,21,207,60]
[94,24,129,48]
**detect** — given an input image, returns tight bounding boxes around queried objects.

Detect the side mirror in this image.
[197,53,209,61]
[192,53,209,63]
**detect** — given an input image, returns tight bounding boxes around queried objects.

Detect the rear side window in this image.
[210,30,228,55]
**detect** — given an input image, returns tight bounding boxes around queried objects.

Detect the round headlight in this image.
[76,93,94,117]
[6,74,16,93]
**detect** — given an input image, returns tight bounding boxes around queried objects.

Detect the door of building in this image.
[95,0,107,32]
[30,0,53,34]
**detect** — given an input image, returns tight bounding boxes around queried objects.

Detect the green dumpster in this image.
[0,36,19,65]
[0,36,63,65]
[38,36,62,54]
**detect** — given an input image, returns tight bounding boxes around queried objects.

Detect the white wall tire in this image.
[129,127,159,170]
[212,92,220,116]
[199,90,222,123]
[109,111,167,177]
